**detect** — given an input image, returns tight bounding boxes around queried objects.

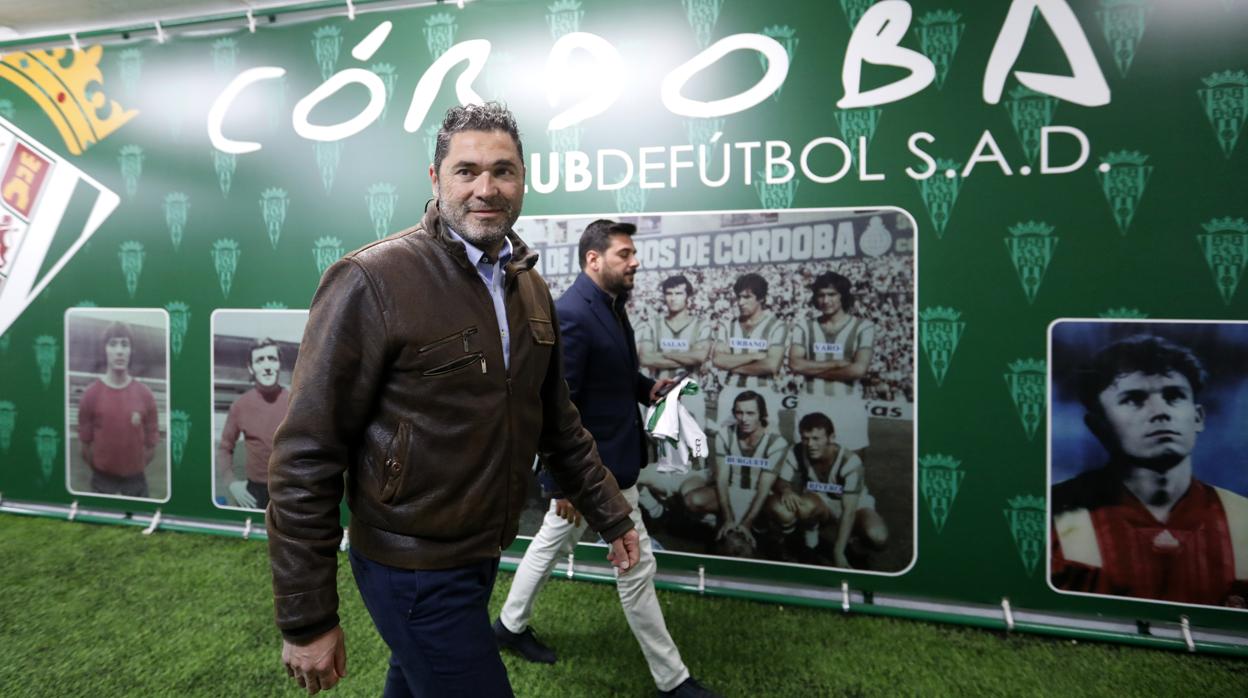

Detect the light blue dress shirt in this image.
[446,227,513,371]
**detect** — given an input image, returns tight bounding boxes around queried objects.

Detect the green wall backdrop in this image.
[1,0,1246,639]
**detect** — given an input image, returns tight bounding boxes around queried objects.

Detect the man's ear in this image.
[1194,403,1206,434]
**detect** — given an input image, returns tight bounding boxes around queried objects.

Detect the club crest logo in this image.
[1098,307,1148,318]
[613,176,646,214]
[424,123,440,166]
[211,239,241,298]
[163,192,190,251]
[313,236,344,277]
[1198,217,1248,306]
[0,400,15,452]
[834,108,882,166]
[840,0,879,29]
[919,453,964,533]
[681,0,725,48]
[1005,221,1058,304]
[917,159,963,239]
[916,11,964,90]
[372,63,399,123]
[1096,150,1151,236]
[547,0,585,39]
[1004,358,1046,441]
[118,240,145,298]
[1004,495,1046,576]
[1198,70,1248,159]
[314,141,342,194]
[685,118,725,169]
[211,38,239,78]
[548,127,583,155]
[260,188,290,249]
[312,26,343,81]
[424,14,458,59]
[760,26,798,99]
[1095,0,1152,78]
[35,426,57,481]
[755,166,799,210]
[1005,86,1059,165]
[117,145,144,199]
[366,183,399,240]
[170,409,190,470]
[34,335,57,389]
[0,47,138,155]
[166,301,190,359]
[116,48,143,98]
[212,150,237,198]
[919,306,964,387]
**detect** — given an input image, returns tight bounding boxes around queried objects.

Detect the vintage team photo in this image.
[514,208,916,573]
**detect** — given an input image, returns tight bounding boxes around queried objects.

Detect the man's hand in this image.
[649,378,678,403]
[606,529,640,574]
[778,491,802,513]
[554,498,582,526]
[282,625,347,695]
[228,480,258,509]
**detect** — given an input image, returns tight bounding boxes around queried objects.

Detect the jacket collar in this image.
[571,273,631,358]
[422,202,539,277]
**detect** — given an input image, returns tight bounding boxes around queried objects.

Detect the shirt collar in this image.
[446,226,513,267]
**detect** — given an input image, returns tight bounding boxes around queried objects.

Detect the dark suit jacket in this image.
[541,272,655,495]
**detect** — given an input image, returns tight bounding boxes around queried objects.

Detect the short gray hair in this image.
[433,102,524,173]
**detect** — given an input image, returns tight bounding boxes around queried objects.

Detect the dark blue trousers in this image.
[349,548,513,698]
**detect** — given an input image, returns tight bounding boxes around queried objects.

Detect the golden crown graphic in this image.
[0,46,138,155]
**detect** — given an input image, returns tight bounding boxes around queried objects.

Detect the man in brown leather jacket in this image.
[267,102,639,697]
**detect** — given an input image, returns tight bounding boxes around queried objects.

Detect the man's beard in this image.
[603,269,633,297]
[437,196,516,250]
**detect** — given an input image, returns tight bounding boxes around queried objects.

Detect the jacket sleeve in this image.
[536,293,633,542]
[634,371,656,406]
[266,258,389,643]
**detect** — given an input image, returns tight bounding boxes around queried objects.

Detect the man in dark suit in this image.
[494,219,717,698]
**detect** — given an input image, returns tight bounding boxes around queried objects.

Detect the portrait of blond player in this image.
[65,309,169,502]
[767,411,888,568]
[788,271,874,451]
[711,273,786,391]
[685,389,795,558]
[1051,329,1248,607]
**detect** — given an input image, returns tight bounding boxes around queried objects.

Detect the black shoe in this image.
[492,618,557,664]
[659,676,721,698]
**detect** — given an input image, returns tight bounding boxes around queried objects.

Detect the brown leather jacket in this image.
[266,206,633,641]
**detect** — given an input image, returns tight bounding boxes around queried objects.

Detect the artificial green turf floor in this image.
[1,513,1244,697]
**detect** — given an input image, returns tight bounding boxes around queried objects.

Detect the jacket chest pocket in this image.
[417,326,485,377]
[529,318,555,345]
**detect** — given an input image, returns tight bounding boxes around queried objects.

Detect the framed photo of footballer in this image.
[1048,319,1248,611]
[64,307,171,503]
[210,309,308,512]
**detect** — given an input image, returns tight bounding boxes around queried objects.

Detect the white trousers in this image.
[500,485,690,691]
